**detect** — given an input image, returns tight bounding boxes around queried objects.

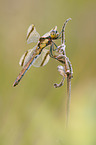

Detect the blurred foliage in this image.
[0,0,96,145]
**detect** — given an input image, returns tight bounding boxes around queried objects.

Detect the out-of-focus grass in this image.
[0,0,96,144]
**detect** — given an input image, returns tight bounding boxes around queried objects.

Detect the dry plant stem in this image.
[54,76,65,88]
[53,18,72,126]
[61,18,72,127]
[66,76,71,127]
[61,18,72,45]
[61,18,71,73]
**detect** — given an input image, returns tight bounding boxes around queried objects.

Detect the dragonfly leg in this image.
[52,41,58,50]
[50,42,63,54]
[49,43,58,59]
[57,31,62,39]
[49,43,54,57]
[52,41,61,51]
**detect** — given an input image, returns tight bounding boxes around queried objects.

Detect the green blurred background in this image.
[0,0,96,144]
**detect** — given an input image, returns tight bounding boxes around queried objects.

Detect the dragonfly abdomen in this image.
[13,54,38,87]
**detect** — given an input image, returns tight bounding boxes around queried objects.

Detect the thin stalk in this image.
[66,76,71,127]
[61,18,72,127]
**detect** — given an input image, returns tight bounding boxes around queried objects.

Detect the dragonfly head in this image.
[50,26,59,39]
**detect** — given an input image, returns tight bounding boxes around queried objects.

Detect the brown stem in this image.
[66,75,71,127]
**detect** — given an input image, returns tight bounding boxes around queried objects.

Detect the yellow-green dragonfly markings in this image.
[13,24,60,87]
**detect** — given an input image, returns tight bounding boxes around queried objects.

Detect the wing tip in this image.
[26,24,35,41]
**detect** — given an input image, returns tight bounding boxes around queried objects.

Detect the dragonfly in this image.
[13,24,62,87]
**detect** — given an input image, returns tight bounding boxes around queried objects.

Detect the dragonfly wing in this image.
[13,48,49,87]
[42,31,50,38]
[42,26,57,38]
[33,49,50,67]
[26,24,40,44]
[19,46,37,67]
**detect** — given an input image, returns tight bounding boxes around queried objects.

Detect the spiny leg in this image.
[49,42,66,59]
[49,43,60,59]
[57,31,62,39]
[52,41,58,51]
[51,41,63,52]
[49,43,54,58]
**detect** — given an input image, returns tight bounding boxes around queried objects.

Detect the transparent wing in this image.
[42,26,57,38]
[26,24,40,44]
[19,47,50,68]
[33,49,50,67]
[19,46,37,67]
